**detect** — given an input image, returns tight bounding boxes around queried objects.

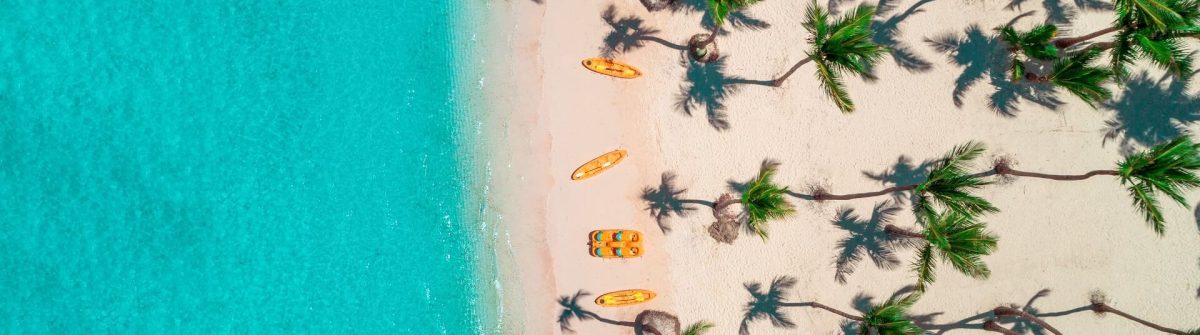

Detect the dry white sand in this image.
[482,0,1200,333]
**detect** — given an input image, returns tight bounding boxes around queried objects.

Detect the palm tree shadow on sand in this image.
[1101,71,1200,153]
[832,201,906,284]
[925,24,1064,117]
[862,155,933,205]
[641,171,714,234]
[677,57,773,131]
[867,0,935,76]
[556,290,642,333]
[600,5,687,57]
[739,276,801,335]
[671,0,772,33]
[914,288,1092,334]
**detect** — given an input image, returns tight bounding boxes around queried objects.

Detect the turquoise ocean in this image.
[0,1,501,333]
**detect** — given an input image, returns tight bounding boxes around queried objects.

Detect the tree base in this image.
[688,34,719,63]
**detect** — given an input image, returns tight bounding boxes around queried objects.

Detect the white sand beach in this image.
[482,0,1200,333]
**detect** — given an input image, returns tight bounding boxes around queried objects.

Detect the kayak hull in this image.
[571,149,627,181]
[582,58,642,79]
[595,289,657,307]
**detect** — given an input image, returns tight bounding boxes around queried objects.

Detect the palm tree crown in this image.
[893,209,999,291]
[1108,0,1200,78]
[1116,136,1200,235]
[914,141,998,218]
[742,160,795,239]
[1043,48,1114,107]
[800,2,887,113]
[708,0,764,28]
[861,293,925,335]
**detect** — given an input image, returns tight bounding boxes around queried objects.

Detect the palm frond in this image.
[912,245,936,291]
[1117,136,1200,235]
[741,159,796,239]
[936,210,998,279]
[916,142,997,217]
[1049,48,1114,107]
[862,293,925,335]
[683,321,716,335]
[812,56,856,113]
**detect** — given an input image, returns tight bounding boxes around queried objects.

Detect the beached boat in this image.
[590,229,640,242]
[571,149,627,181]
[589,229,643,258]
[595,289,656,307]
[581,58,642,79]
[591,246,642,258]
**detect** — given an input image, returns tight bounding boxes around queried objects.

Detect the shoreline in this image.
[481,0,1200,333]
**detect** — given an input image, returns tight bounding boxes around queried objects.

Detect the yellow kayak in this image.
[595,289,656,307]
[571,149,627,181]
[582,58,642,79]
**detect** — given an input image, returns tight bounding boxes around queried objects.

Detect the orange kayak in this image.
[595,289,656,307]
[571,150,627,181]
[582,58,642,79]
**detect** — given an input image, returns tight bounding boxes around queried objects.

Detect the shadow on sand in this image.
[642,171,713,233]
[869,0,935,76]
[740,276,801,335]
[1101,71,1200,153]
[557,290,638,333]
[600,5,687,57]
[862,155,933,205]
[925,24,1064,117]
[677,57,773,131]
[832,201,905,283]
[671,0,772,33]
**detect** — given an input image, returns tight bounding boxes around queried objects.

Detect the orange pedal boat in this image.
[571,149,627,181]
[582,58,642,79]
[595,289,657,307]
[590,229,643,258]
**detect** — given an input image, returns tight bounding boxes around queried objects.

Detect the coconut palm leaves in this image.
[708,0,764,28]
[1108,0,1200,78]
[1116,136,1200,234]
[891,209,999,291]
[861,293,925,335]
[1044,48,1115,107]
[999,24,1060,81]
[742,160,795,240]
[914,141,998,219]
[774,1,887,113]
[682,321,715,335]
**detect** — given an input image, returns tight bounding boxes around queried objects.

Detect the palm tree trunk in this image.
[993,307,1063,335]
[995,164,1119,181]
[808,302,866,322]
[1093,303,1188,334]
[772,56,813,87]
[884,224,925,239]
[814,184,918,201]
[1053,26,1121,48]
[702,24,719,46]
[983,320,1021,335]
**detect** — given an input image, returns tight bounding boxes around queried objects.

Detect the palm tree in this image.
[994,135,1200,235]
[772,1,887,113]
[999,23,1061,81]
[689,0,765,63]
[995,0,1199,80]
[993,306,1062,335]
[741,159,795,240]
[1021,48,1114,107]
[682,321,715,335]
[886,209,999,291]
[815,142,998,218]
[803,293,925,334]
[1089,291,1200,334]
